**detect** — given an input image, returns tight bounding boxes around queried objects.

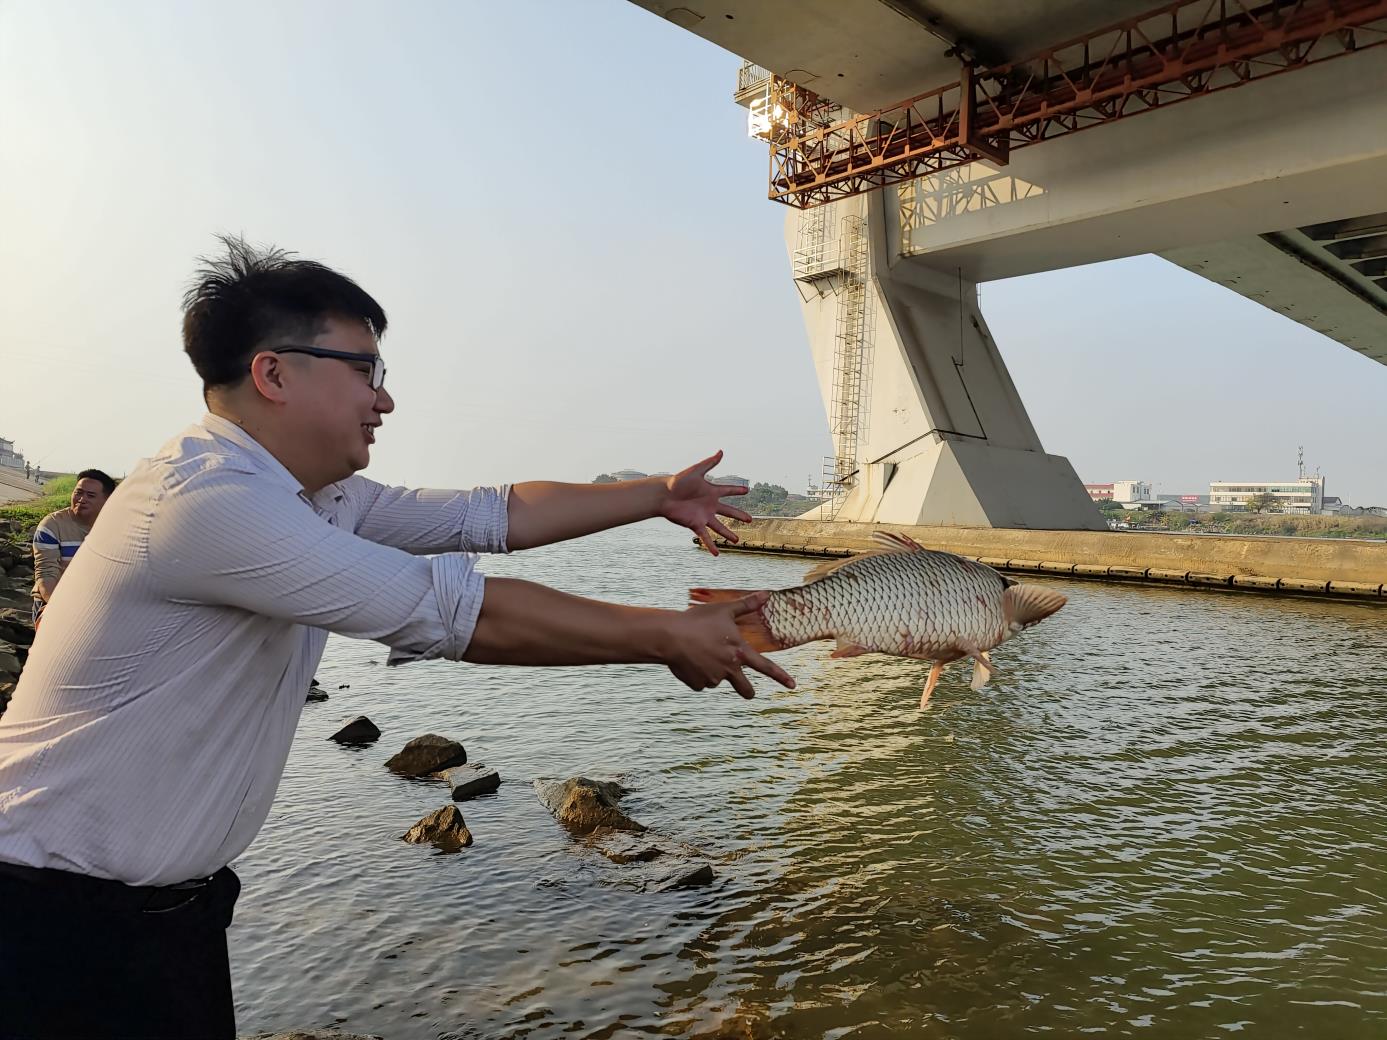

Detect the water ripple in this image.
[231,523,1387,1038]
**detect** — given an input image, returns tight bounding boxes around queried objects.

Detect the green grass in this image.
[1118,508,1387,540]
[0,475,76,544]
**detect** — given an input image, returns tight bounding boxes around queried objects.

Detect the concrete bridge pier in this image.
[794,189,1103,531]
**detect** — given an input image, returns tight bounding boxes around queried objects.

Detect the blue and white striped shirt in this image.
[0,413,508,885]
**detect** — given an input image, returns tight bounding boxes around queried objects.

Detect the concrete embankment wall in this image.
[714,519,1387,601]
[0,469,42,506]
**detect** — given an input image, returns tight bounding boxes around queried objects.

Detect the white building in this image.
[1209,477,1325,514]
[1111,480,1153,504]
[0,437,25,471]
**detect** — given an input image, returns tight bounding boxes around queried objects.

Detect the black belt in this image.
[0,858,218,913]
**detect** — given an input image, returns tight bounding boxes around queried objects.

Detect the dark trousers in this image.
[0,861,240,1040]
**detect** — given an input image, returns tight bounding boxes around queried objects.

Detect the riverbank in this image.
[710,517,1387,600]
[1108,509,1387,539]
[0,520,35,716]
[0,483,72,715]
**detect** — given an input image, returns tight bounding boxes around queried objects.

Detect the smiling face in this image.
[69,478,109,525]
[266,315,396,489]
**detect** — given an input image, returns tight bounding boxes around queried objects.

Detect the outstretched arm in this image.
[507,450,752,554]
[466,579,795,699]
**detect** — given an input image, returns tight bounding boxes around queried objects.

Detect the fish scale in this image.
[689,530,1068,708]
[764,548,1008,660]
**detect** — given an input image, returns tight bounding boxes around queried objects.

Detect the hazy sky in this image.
[3,1,1385,503]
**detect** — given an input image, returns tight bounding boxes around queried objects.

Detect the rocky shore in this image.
[0,517,36,716]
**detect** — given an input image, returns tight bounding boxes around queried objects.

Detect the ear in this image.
[247,351,291,404]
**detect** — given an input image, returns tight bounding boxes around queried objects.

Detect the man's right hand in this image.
[661,591,795,700]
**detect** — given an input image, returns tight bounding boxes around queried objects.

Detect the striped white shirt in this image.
[0,414,507,886]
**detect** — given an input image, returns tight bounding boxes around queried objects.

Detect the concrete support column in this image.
[792,188,1103,530]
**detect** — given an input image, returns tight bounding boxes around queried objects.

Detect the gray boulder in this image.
[401,805,472,851]
[328,716,380,744]
[589,831,717,890]
[386,733,466,776]
[437,763,500,800]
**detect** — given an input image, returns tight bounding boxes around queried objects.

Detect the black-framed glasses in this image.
[260,346,387,390]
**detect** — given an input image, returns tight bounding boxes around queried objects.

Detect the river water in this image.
[232,521,1387,1039]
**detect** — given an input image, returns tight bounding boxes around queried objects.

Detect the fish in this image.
[690,531,1067,708]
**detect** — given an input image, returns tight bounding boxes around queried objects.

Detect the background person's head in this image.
[71,469,116,524]
[182,235,394,492]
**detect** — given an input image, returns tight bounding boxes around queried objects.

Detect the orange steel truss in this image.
[768,0,1387,207]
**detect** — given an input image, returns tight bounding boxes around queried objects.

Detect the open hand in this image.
[660,449,752,556]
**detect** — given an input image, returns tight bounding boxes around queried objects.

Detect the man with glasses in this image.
[0,236,794,1040]
[29,467,116,625]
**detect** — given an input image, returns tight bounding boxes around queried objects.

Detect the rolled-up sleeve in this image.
[149,469,486,662]
[340,476,510,555]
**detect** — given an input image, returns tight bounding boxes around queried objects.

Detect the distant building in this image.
[710,474,749,488]
[1157,494,1210,513]
[1209,477,1325,514]
[0,437,25,471]
[1085,480,1154,505]
[609,469,648,482]
[1112,480,1153,504]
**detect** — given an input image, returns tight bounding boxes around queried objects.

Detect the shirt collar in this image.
[199,413,309,500]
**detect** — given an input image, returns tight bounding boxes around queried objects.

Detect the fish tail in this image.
[688,588,786,653]
[1003,584,1068,629]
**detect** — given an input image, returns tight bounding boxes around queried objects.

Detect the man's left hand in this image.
[659,450,751,556]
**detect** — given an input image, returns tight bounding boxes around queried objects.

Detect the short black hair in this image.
[181,234,387,391]
[76,469,117,496]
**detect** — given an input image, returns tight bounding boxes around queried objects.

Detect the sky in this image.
[2,0,1385,504]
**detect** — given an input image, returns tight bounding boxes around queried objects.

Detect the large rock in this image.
[437,763,500,801]
[401,805,473,850]
[328,716,381,744]
[386,734,466,777]
[0,642,21,678]
[0,608,33,647]
[589,831,717,891]
[533,777,644,836]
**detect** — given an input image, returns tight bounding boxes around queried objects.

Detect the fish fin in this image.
[970,654,993,691]
[689,588,758,605]
[802,552,890,582]
[1002,585,1068,629]
[869,530,927,554]
[803,557,854,582]
[830,639,870,659]
[954,643,993,691]
[688,588,784,652]
[919,661,943,709]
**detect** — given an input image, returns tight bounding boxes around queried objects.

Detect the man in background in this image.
[30,468,116,624]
